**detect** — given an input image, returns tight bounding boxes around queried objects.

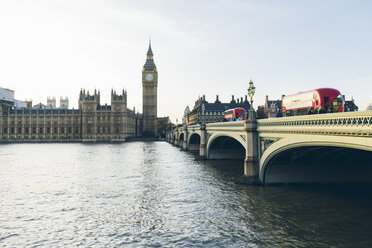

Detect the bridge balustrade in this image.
[258,111,372,137]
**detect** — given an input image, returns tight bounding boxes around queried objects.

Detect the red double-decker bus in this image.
[282,88,344,116]
[224,108,246,121]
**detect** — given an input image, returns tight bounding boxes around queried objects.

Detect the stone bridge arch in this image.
[178,132,185,147]
[206,133,246,159]
[260,135,372,184]
[188,132,201,151]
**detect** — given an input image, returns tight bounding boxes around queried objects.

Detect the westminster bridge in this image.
[166,111,372,184]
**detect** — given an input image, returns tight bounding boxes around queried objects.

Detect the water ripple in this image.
[1,142,372,247]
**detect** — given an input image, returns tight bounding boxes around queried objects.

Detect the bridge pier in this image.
[237,109,261,185]
[199,124,207,159]
[174,130,179,146]
[182,127,188,150]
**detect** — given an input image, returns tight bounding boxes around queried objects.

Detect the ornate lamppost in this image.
[247,79,256,120]
[238,79,260,185]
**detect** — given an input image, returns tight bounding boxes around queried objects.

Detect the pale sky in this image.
[0,0,371,122]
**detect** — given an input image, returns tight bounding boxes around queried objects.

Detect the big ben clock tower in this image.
[142,41,158,137]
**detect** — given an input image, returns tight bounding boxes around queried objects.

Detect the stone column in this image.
[238,108,260,184]
[182,127,188,150]
[199,123,207,158]
[170,130,174,144]
[174,129,179,146]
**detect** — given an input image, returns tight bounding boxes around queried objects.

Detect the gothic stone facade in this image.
[188,95,250,125]
[0,89,136,142]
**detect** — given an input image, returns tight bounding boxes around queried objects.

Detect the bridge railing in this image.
[205,121,244,131]
[258,111,372,137]
[186,121,245,132]
[177,111,372,137]
[206,121,245,128]
[187,124,200,132]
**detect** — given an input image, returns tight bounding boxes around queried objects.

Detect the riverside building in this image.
[188,95,250,125]
[0,88,136,142]
[0,42,159,142]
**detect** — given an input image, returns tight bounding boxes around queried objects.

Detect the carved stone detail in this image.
[260,138,276,155]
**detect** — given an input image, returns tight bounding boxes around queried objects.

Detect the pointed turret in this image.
[147,39,153,55]
[144,40,156,70]
[215,95,221,104]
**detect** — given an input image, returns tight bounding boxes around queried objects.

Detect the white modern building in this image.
[0,87,27,109]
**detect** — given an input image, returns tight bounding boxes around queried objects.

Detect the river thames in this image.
[1,142,372,247]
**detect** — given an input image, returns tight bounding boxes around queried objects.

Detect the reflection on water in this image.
[1,142,372,247]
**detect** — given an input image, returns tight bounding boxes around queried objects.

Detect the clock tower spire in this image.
[142,40,158,137]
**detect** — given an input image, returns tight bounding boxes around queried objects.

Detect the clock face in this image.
[145,73,153,81]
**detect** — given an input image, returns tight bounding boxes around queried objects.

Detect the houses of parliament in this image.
[0,42,158,142]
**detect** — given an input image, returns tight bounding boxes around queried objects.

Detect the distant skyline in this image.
[0,0,371,122]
